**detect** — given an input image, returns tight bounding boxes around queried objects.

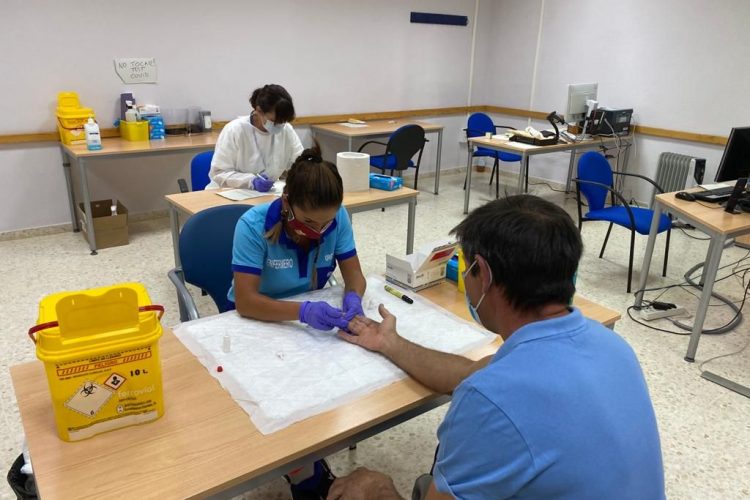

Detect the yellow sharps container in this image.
[29,283,165,442]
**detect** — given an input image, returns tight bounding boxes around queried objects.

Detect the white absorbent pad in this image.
[173,275,493,434]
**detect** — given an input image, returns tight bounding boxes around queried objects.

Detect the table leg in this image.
[565,150,577,193]
[621,141,633,174]
[78,158,97,255]
[634,202,664,307]
[434,129,443,195]
[685,234,726,362]
[348,136,353,152]
[516,153,528,194]
[463,144,473,214]
[170,205,182,269]
[61,148,79,232]
[407,198,416,254]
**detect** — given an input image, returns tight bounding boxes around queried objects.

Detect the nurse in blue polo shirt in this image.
[229,148,366,330]
[229,149,366,498]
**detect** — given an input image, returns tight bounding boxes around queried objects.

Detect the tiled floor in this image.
[2,171,749,499]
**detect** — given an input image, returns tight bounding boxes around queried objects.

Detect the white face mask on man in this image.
[462,258,492,326]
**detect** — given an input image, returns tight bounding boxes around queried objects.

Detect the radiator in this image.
[650,153,706,207]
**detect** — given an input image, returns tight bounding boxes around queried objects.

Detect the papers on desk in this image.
[699,182,732,190]
[339,122,369,128]
[215,182,285,201]
[173,275,493,434]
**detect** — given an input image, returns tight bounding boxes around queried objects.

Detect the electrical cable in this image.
[669,261,746,334]
[696,200,724,210]
[630,250,750,335]
[677,226,711,241]
[528,181,569,193]
[678,277,750,335]
[699,330,750,374]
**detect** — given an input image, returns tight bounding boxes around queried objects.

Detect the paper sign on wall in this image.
[114,58,158,84]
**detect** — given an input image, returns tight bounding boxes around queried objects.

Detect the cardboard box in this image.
[77,199,129,249]
[386,241,458,291]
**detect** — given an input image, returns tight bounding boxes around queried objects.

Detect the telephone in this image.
[559,130,577,143]
[524,126,544,139]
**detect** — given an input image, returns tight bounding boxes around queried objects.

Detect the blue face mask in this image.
[462,259,489,325]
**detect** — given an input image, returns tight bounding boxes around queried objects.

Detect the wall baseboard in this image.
[0,209,170,242]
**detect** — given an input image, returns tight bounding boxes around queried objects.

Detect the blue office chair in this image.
[574,151,671,293]
[464,113,522,198]
[177,150,214,193]
[167,204,249,322]
[357,124,427,190]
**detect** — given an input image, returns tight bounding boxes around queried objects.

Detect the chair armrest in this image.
[177,178,189,193]
[573,178,637,228]
[494,125,517,131]
[611,171,666,193]
[357,141,387,153]
[167,268,200,322]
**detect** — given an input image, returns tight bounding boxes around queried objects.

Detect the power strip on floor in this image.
[639,306,688,321]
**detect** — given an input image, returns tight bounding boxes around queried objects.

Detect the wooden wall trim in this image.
[0,105,728,147]
[483,105,548,120]
[632,125,727,146]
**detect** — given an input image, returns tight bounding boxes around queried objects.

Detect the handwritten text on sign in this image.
[114,58,158,84]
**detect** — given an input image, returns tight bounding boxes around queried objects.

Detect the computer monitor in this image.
[566,83,598,124]
[715,127,750,182]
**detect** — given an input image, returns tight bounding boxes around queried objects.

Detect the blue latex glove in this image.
[252,174,275,192]
[342,291,364,321]
[299,301,350,331]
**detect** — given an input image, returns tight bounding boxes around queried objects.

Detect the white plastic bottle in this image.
[84,117,102,151]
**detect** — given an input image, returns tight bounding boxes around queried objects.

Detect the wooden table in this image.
[164,187,419,270]
[11,282,619,499]
[61,133,220,254]
[311,120,444,194]
[635,190,750,362]
[465,135,632,213]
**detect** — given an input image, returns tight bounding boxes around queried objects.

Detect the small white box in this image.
[386,241,458,291]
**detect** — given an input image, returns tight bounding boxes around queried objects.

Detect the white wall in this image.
[475,0,749,201]
[0,0,477,233]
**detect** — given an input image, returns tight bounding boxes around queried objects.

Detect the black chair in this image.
[357,124,427,190]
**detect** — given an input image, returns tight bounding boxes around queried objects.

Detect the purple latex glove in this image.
[252,174,275,192]
[299,301,350,331]
[342,291,364,321]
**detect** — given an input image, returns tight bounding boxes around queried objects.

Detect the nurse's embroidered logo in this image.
[267,258,294,270]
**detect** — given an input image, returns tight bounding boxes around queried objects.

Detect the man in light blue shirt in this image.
[330,195,664,500]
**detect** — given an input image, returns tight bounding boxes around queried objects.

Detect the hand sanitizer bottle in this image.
[84,117,102,151]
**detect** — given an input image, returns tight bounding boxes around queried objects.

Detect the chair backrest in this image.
[190,151,214,191]
[466,112,495,138]
[386,125,426,170]
[179,204,250,313]
[577,152,614,211]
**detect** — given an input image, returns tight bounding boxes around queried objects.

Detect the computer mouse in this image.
[675,191,696,202]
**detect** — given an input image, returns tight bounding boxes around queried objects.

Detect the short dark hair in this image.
[285,148,343,211]
[249,84,295,123]
[451,195,582,312]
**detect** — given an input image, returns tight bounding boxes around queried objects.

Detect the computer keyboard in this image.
[693,186,736,202]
